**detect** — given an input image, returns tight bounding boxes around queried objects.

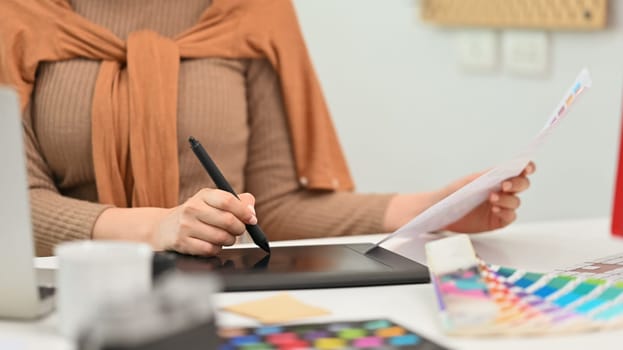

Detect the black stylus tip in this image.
[258,241,271,254]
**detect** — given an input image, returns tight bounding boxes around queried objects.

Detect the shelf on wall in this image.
[420,0,608,30]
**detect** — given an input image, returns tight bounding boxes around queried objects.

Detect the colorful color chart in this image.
[433,259,623,336]
[218,319,449,349]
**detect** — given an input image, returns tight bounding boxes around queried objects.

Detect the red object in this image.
[612,112,623,237]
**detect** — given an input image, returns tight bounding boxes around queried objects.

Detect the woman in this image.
[1,0,533,256]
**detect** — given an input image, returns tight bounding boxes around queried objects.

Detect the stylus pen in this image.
[188,136,271,254]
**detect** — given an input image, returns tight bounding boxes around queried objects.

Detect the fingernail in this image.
[490,193,499,202]
[492,206,501,213]
[248,204,256,216]
[249,215,258,225]
[502,182,512,191]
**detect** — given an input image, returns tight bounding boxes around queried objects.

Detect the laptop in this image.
[0,87,55,319]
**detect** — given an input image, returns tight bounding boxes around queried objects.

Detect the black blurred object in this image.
[152,244,430,292]
[99,320,218,350]
[78,273,221,350]
[151,251,177,280]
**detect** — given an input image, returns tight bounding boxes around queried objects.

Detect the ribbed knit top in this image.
[24,0,394,256]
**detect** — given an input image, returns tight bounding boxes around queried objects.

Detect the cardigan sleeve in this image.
[244,59,395,240]
[22,104,112,256]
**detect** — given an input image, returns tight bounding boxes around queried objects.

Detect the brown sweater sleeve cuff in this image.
[30,189,113,256]
[258,192,396,241]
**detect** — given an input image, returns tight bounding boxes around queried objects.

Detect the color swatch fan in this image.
[426,235,623,336]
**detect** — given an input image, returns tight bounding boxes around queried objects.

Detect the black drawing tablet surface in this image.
[154,243,429,292]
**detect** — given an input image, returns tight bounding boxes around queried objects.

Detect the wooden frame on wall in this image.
[420,0,608,30]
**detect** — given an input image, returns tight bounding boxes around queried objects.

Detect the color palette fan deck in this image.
[429,237,623,336]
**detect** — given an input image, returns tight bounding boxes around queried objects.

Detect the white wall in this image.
[294,0,623,223]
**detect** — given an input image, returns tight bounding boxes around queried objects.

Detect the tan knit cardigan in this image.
[0,0,354,208]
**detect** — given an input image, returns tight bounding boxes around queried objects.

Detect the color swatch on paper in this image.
[218,319,449,349]
[554,253,623,282]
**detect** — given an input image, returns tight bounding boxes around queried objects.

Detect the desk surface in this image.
[3,217,623,350]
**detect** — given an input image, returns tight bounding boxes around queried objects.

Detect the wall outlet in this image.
[456,30,498,72]
[502,31,548,75]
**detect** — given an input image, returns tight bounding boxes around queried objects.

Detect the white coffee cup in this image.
[55,241,153,338]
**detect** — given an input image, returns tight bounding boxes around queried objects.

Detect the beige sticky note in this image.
[221,293,330,324]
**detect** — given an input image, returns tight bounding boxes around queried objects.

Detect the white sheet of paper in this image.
[374,68,592,250]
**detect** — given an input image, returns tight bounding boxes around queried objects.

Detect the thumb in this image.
[238,192,256,211]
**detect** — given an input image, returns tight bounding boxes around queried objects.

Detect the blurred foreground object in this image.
[612,105,623,238]
[79,272,221,350]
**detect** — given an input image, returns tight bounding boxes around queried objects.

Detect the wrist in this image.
[146,207,175,250]
[382,191,441,232]
[92,207,170,245]
[92,207,120,240]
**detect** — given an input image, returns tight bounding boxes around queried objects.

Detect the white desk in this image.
[3,217,623,350]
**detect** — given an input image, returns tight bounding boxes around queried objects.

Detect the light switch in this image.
[456,30,498,72]
[502,31,548,75]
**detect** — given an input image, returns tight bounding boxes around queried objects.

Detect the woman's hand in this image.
[150,189,257,256]
[444,162,535,233]
[383,162,536,233]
